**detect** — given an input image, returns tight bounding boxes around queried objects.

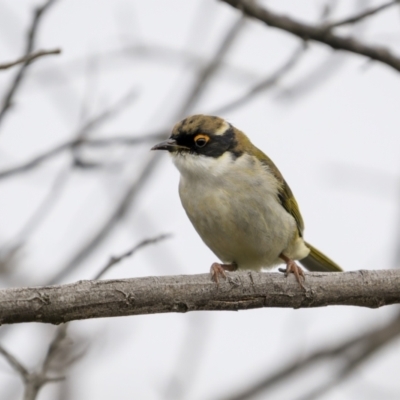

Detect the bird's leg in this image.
[210,262,237,284]
[279,253,305,289]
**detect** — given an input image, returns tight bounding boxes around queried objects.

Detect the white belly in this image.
[176,154,306,270]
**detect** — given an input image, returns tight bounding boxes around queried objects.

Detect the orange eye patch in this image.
[194,134,210,147]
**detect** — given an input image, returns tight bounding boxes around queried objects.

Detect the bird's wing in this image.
[255,149,305,237]
[277,179,305,237]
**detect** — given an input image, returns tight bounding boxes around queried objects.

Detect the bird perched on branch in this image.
[152,115,342,287]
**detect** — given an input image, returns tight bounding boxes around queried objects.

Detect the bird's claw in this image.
[279,258,306,290]
[210,262,238,286]
[210,263,227,285]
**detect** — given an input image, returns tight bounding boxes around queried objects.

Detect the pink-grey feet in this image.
[210,262,237,284]
[279,253,305,289]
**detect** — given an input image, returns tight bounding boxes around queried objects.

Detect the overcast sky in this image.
[0,1,400,399]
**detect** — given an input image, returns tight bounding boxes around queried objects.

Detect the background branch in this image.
[48,154,161,284]
[0,90,140,180]
[93,233,171,280]
[222,310,400,400]
[221,0,400,72]
[324,0,399,30]
[0,0,59,128]
[0,49,61,70]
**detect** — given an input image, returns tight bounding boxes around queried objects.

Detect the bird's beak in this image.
[151,138,178,152]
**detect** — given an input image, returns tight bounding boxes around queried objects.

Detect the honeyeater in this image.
[152,115,342,286]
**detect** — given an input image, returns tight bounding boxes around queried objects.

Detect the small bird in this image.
[152,115,342,286]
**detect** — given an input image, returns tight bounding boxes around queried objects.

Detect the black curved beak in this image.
[151,138,178,151]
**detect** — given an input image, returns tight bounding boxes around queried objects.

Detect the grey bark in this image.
[0,270,399,325]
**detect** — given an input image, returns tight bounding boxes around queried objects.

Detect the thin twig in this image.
[177,14,246,118]
[94,234,171,280]
[16,165,72,242]
[41,324,69,373]
[0,0,59,128]
[221,311,400,400]
[0,341,64,400]
[0,49,61,70]
[48,154,161,284]
[323,0,399,30]
[34,43,263,92]
[212,42,307,115]
[272,0,366,102]
[74,89,139,138]
[295,312,400,400]
[0,142,70,179]
[0,344,29,379]
[0,133,162,180]
[0,92,145,180]
[224,315,400,400]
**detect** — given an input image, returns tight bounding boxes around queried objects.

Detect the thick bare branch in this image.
[0,270,399,325]
[221,0,400,73]
[0,49,61,70]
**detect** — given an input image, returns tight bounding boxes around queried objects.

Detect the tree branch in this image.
[0,344,29,378]
[211,42,307,115]
[324,0,399,30]
[0,0,59,128]
[0,49,61,70]
[220,0,400,73]
[0,91,149,181]
[0,270,399,325]
[93,233,171,280]
[0,329,69,400]
[221,310,400,400]
[48,153,161,284]
[177,14,246,118]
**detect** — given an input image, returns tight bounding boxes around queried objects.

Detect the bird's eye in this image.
[194,134,209,148]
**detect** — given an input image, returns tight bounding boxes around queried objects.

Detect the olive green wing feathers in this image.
[251,145,342,272]
[252,146,304,237]
[277,179,305,237]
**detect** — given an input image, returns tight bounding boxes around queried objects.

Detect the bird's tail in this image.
[299,242,342,272]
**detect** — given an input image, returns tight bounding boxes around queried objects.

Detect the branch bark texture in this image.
[0,270,399,325]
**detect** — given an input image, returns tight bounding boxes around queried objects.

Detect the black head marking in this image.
[170,115,241,158]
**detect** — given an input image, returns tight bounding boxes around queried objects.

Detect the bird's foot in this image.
[210,262,237,285]
[279,254,305,290]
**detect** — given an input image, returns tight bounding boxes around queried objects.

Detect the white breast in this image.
[172,152,309,270]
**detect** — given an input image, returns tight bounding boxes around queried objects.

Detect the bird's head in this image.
[151,115,252,177]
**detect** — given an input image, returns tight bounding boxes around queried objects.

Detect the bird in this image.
[151,114,342,287]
